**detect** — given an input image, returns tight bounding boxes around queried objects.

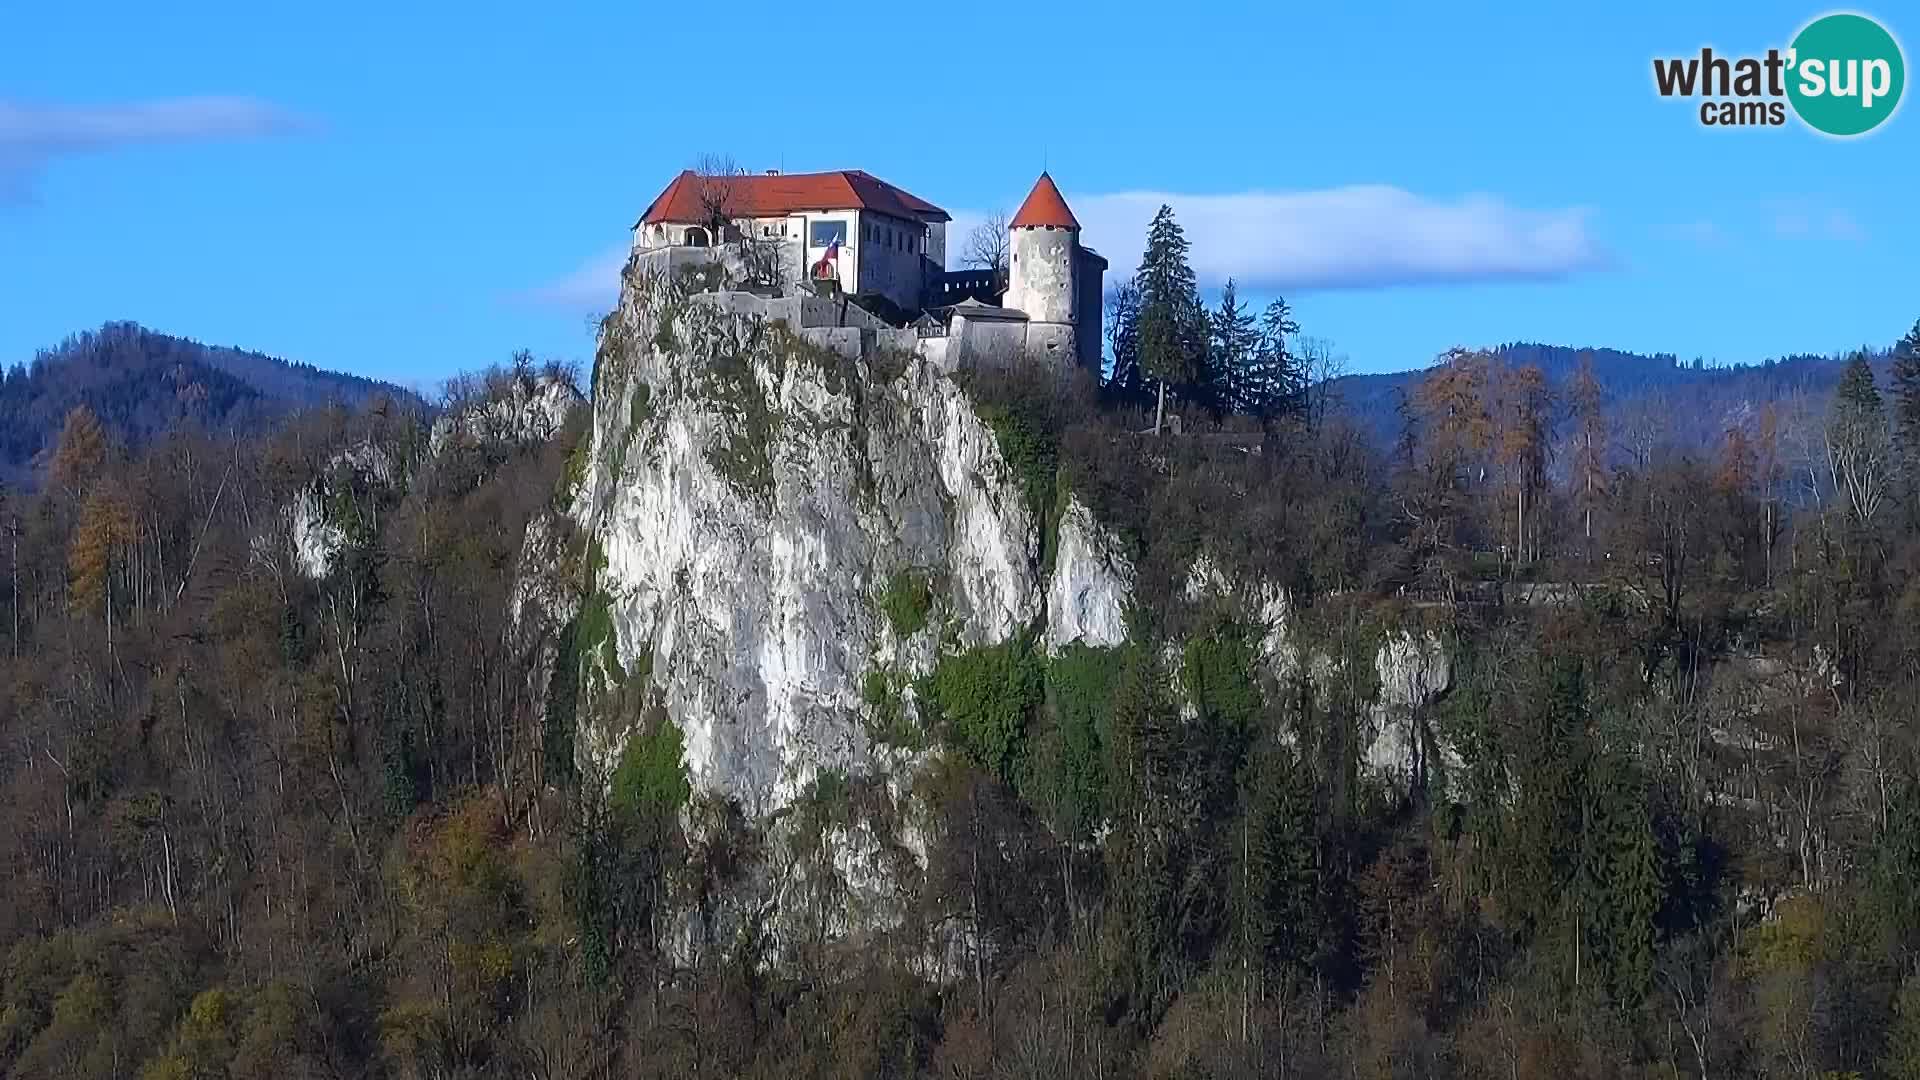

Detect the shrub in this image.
[1019,643,1127,839]
[862,667,926,750]
[877,569,935,639]
[610,712,690,823]
[919,634,1044,782]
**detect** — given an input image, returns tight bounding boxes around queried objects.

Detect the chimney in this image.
[765,169,781,176]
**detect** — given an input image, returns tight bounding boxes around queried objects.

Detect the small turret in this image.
[1004,173,1080,330]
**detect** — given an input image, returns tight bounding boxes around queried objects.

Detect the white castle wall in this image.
[1006,227,1077,326]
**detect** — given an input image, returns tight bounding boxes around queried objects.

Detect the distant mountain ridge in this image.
[1,322,418,487]
[1330,342,1875,449]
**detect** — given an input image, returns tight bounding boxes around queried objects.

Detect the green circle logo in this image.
[1787,12,1905,136]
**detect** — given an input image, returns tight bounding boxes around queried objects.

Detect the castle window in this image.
[810,220,846,248]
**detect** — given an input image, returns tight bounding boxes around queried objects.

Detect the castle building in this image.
[633,169,950,310]
[632,168,1105,376]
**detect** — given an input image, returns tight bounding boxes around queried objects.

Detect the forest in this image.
[5,204,1920,1079]
[0,323,415,488]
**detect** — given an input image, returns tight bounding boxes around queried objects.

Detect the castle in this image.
[632,169,1106,375]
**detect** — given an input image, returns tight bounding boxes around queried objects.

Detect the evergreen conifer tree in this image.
[1135,205,1207,432]
[1248,298,1303,419]
[1209,280,1260,414]
[1890,318,1920,482]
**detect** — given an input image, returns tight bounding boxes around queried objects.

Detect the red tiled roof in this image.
[636,169,951,226]
[1009,172,1079,230]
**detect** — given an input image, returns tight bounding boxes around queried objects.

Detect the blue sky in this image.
[2,0,1914,390]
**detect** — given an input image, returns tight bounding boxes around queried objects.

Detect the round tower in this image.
[1004,173,1081,347]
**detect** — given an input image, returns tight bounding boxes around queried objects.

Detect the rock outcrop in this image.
[278,442,395,581]
[566,263,1133,816]
[538,258,1458,957]
[429,373,586,457]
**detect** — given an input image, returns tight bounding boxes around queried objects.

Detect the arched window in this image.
[684,226,710,247]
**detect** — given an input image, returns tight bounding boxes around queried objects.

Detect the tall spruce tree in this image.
[1248,298,1303,419]
[1135,205,1207,433]
[1208,280,1260,414]
[1230,741,1319,1031]
[1891,317,1920,484]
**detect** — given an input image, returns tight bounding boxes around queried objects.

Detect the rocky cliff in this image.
[531,259,1454,954]
[559,262,1133,817]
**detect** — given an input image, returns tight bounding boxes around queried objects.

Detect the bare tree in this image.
[1618,391,1671,475]
[691,152,747,242]
[690,152,786,289]
[1824,356,1894,527]
[961,211,1009,277]
[1297,335,1348,434]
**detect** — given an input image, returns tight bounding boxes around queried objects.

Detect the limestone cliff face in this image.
[566,264,1132,816]
[559,262,1458,840]
[1366,630,1458,788]
[279,442,396,581]
[530,261,1468,958]
[1182,554,1456,792]
[429,373,586,457]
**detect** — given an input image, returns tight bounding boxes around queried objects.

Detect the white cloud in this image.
[514,246,627,311]
[531,184,1606,313]
[958,186,1606,290]
[1078,187,1605,289]
[0,96,304,201]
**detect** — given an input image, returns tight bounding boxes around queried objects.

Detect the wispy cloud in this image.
[0,96,306,201]
[957,186,1609,290]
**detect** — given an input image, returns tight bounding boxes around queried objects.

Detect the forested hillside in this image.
[5,208,1920,1079]
[0,323,416,487]
[1331,343,1870,452]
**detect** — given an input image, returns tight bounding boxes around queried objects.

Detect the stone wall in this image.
[1005,226,1077,325]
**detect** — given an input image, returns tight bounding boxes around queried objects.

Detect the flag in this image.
[813,235,841,279]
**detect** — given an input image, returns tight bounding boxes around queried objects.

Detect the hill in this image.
[1330,341,1869,450]
[0,322,418,487]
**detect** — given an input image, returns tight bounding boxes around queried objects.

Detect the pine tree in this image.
[1230,742,1319,1033]
[1244,298,1303,420]
[1891,317,1920,489]
[1208,280,1260,414]
[1827,352,1892,526]
[1837,351,1884,415]
[1581,753,1661,1004]
[1135,205,1207,433]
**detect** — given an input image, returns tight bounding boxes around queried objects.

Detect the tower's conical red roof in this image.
[1009,172,1079,230]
